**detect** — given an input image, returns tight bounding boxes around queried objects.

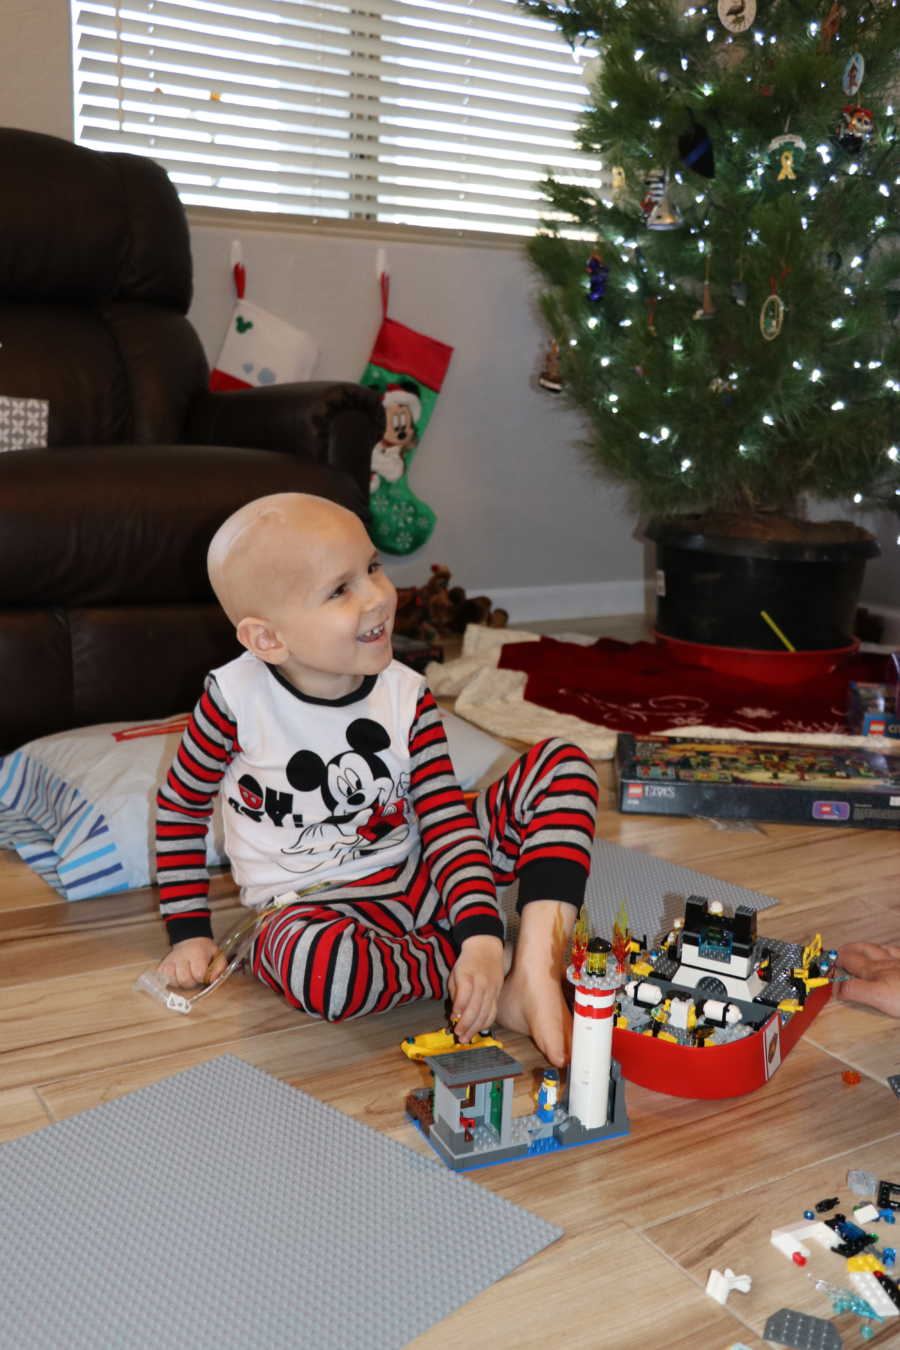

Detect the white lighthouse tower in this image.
[567,973,621,1130]
[568,979,618,1128]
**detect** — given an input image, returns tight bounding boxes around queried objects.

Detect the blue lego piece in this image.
[882,1246,897,1267]
[881,1209,897,1225]
[527,1135,563,1156]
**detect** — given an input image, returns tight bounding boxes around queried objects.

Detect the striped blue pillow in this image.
[0,719,227,901]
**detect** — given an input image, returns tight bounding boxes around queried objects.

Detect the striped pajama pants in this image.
[250,738,598,1021]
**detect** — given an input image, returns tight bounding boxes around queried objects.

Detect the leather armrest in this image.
[185,381,385,494]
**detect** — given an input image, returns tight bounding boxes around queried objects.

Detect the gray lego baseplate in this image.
[0,1055,562,1349]
[502,838,779,942]
[764,1308,843,1350]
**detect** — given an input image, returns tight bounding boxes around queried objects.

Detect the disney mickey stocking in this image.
[361,274,454,555]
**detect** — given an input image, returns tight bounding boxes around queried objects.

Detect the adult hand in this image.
[836,942,900,1018]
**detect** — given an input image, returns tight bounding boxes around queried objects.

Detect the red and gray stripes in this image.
[408,688,503,944]
[156,676,238,944]
[474,737,598,911]
[251,851,457,1020]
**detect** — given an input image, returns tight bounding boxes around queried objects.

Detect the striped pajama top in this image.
[155,653,503,948]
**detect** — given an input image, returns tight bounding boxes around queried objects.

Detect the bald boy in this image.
[155,493,599,1066]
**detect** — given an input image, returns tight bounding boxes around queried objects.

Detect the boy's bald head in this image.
[207,493,360,626]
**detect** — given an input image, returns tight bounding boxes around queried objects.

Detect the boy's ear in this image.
[235,616,288,664]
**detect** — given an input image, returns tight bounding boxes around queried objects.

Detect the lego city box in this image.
[616,734,900,830]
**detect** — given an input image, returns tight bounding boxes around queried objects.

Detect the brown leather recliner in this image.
[0,128,384,751]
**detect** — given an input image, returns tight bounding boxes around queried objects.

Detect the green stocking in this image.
[361,275,454,555]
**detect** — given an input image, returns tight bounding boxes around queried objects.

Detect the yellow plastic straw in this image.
[760,610,796,652]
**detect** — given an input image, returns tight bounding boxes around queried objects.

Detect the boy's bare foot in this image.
[495,899,577,1068]
[497,967,571,1067]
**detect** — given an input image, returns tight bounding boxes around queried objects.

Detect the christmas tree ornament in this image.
[679,119,715,177]
[835,104,874,154]
[361,272,453,556]
[731,265,748,306]
[538,339,564,392]
[647,194,683,230]
[611,165,627,203]
[717,0,756,34]
[842,52,865,97]
[587,250,610,301]
[818,1,843,52]
[643,171,682,230]
[760,270,788,341]
[766,132,806,181]
[693,256,716,320]
[641,168,666,218]
[210,244,318,391]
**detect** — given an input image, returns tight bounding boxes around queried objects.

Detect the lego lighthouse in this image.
[560,923,629,1143]
[568,979,620,1130]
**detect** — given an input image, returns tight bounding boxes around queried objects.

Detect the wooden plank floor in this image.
[1,620,899,1349]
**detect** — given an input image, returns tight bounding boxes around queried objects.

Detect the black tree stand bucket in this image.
[646,520,881,684]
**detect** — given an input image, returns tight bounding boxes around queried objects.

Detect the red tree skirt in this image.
[497,638,891,738]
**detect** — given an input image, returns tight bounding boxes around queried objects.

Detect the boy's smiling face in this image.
[265,510,396,699]
[210,494,397,701]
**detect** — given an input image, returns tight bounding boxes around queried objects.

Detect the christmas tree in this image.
[522,0,900,535]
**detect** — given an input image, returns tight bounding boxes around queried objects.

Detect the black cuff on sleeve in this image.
[165,912,214,946]
[452,913,505,947]
[517,858,589,913]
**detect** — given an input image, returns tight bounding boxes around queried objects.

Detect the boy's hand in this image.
[836,942,900,1018]
[448,934,504,1044]
[158,937,226,990]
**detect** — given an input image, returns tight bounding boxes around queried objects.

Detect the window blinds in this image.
[72,0,603,235]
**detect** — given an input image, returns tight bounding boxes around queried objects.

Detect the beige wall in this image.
[0,0,72,139]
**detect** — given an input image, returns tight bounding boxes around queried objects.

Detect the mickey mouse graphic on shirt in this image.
[279,718,410,874]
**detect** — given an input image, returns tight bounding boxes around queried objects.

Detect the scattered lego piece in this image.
[805,1209,816,1220]
[705,1267,751,1305]
[853,1204,881,1225]
[874,1270,900,1309]
[886,1073,900,1098]
[842,1069,862,1085]
[810,1273,881,1320]
[764,1307,842,1350]
[772,1220,840,1256]
[847,1270,900,1318]
[878,1179,900,1211]
[771,1227,811,1264]
[824,1214,878,1256]
[882,1247,896,1267]
[848,1169,878,1197]
[881,1210,897,1225]
[816,1196,841,1213]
